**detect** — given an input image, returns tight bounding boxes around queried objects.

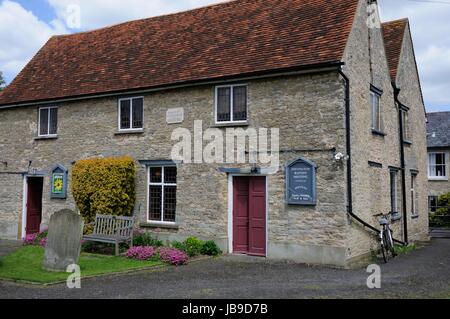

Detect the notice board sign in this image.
[286,157,317,205]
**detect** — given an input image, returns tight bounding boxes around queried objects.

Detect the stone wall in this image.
[0,71,349,265]
[342,0,411,262]
[395,25,430,241]
[0,174,23,239]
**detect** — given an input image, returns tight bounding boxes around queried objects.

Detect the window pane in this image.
[49,108,58,135]
[217,87,231,122]
[39,108,49,135]
[163,186,177,222]
[164,167,177,184]
[150,167,162,183]
[436,153,444,165]
[233,86,247,121]
[390,171,397,212]
[120,100,131,129]
[372,93,380,130]
[132,98,143,129]
[149,185,162,221]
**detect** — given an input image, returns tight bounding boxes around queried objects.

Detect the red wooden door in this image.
[233,177,249,253]
[233,176,266,256]
[26,177,43,235]
[248,177,266,256]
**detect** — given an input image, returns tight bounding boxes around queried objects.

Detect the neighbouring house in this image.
[0,0,428,267]
[426,112,450,213]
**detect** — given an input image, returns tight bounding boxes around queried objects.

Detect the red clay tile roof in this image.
[382,19,408,81]
[0,0,359,107]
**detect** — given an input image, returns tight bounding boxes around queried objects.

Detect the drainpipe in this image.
[394,85,409,244]
[339,69,405,245]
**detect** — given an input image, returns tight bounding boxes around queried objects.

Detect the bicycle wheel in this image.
[383,230,393,260]
[381,242,388,263]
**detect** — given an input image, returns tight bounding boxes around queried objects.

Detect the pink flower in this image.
[40,237,47,248]
[23,233,37,245]
[125,246,156,260]
[159,248,188,266]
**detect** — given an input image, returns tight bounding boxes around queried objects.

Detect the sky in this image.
[0,0,449,112]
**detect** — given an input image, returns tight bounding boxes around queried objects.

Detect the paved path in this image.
[0,239,449,299]
[430,228,450,238]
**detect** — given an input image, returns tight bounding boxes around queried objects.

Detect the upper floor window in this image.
[428,152,447,179]
[370,90,381,132]
[215,85,247,123]
[402,110,410,141]
[390,170,399,214]
[38,106,58,137]
[119,97,144,131]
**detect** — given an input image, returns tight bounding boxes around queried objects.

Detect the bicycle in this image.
[374,213,397,263]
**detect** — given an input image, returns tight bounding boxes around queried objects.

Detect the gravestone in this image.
[43,209,84,272]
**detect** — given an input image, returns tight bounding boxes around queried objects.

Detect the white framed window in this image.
[215,84,248,124]
[402,110,410,141]
[428,196,440,213]
[411,173,418,216]
[148,166,177,223]
[38,106,58,137]
[370,91,381,131]
[428,152,448,179]
[390,170,399,214]
[118,97,144,131]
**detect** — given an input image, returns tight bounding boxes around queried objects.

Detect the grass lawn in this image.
[0,246,163,284]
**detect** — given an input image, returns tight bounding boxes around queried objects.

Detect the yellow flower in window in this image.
[54,177,63,193]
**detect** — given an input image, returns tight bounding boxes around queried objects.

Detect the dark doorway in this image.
[26,177,44,235]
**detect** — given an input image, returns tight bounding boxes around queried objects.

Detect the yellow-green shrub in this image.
[71,156,136,224]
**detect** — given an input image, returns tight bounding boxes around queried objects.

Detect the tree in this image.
[0,71,6,91]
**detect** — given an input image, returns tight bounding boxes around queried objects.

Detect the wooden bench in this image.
[83,214,135,256]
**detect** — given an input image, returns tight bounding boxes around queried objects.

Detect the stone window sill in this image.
[34,135,58,140]
[411,214,419,220]
[114,129,144,135]
[140,222,179,230]
[403,140,412,146]
[371,129,386,137]
[212,122,249,128]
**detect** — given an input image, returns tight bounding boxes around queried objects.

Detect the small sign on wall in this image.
[50,164,68,199]
[166,108,184,124]
[286,157,317,205]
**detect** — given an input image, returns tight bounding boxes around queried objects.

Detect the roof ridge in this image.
[382,17,409,25]
[53,0,235,38]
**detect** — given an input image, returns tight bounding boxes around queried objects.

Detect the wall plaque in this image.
[50,164,68,199]
[286,157,317,205]
[166,108,184,124]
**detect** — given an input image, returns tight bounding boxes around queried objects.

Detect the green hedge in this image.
[71,156,136,225]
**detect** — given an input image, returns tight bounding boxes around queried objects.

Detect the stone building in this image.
[0,0,428,267]
[426,112,450,212]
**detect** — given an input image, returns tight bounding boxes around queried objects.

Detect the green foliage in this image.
[171,237,222,257]
[201,240,222,256]
[71,156,136,225]
[436,193,450,216]
[184,237,204,257]
[171,240,187,252]
[133,232,164,247]
[0,246,161,284]
[394,243,417,255]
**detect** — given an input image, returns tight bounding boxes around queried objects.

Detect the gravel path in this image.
[0,238,449,299]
